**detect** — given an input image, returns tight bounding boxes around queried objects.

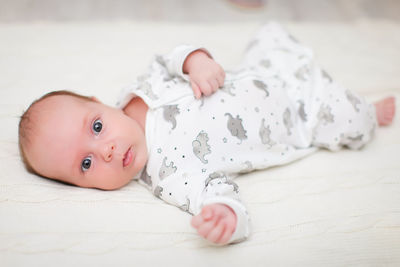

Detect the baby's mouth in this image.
[123,147,134,167]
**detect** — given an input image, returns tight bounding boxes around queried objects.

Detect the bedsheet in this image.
[0,21,399,266]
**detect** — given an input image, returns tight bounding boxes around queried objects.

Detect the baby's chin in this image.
[93,179,132,191]
[60,177,131,191]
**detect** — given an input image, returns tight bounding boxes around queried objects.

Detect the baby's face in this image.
[27,95,148,190]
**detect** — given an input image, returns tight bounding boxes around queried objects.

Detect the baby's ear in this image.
[90,96,100,103]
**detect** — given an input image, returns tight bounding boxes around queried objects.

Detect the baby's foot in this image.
[374,96,396,126]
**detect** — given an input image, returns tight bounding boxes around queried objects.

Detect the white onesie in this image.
[117,22,377,244]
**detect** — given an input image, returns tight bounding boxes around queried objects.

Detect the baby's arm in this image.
[154,172,250,245]
[182,50,226,99]
[191,203,237,245]
[137,45,225,101]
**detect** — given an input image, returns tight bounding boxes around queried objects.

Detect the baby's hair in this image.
[18,90,94,176]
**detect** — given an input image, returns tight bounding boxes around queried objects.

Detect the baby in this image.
[18,23,395,245]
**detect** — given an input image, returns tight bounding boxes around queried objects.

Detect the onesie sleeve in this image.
[116,45,212,109]
[155,171,251,245]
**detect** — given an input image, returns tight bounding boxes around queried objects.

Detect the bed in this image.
[1,20,399,266]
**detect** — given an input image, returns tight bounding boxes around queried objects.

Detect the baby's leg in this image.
[374,96,396,126]
[311,87,380,151]
[239,22,311,71]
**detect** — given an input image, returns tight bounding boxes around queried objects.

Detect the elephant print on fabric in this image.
[179,198,193,215]
[154,55,177,82]
[139,166,152,187]
[259,59,271,69]
[137,74,159,100]
[295,64,311,82]
[297,100,308,122]
[205,172,239,194]
[288,33,299,44]
[253,80,269,97]
[205,171,226,185]
[154,185,163,198]
[221,83,236,96]
[322,69,333,83]
[283,108,294,136]
[245,39,259,52]
[317,104,335,125]
[345,90,361,112]
[163,105,180,130]
[192,131,211,164]
[225,113,248,144]
[155,55,167,67]
[347,134,364,142]
[159,157,177,179]
[259,118,275,147]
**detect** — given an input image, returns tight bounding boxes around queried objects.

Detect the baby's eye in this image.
[81,156,92,172]
[92,119,102,135]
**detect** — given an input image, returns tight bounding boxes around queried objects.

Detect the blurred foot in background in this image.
[227,0,265,9]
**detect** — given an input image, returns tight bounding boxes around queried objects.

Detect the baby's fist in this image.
[183,50,225,99]
[191,203,237,245]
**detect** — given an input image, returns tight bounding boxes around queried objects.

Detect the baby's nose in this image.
[102,143,115,162]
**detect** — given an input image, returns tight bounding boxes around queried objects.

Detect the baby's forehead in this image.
[33,95,88,126]
[42,94,92,113]
[42,94,87,107]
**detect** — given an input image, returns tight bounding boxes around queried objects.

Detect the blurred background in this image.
[0,0,399,23]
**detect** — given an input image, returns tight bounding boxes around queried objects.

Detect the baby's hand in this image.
[191,203,237,245]
[183,50,225,99]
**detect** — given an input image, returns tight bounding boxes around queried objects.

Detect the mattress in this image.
[1,20,399,266]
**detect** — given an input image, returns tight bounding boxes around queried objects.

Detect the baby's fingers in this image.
[199,80,213,96]
[191,205,214,229]
[216,75,225,88]
[209,79,219,93]
[198,220,217,238]
[207,221,225,243]
[217,68,226,87]
[218,221,235,244]
[191,81,202,99]
[191,213,205,229]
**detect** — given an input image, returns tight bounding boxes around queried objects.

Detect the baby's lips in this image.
[122,147,133,167]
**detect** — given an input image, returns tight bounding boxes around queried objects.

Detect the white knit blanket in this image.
[1,21,399,266]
